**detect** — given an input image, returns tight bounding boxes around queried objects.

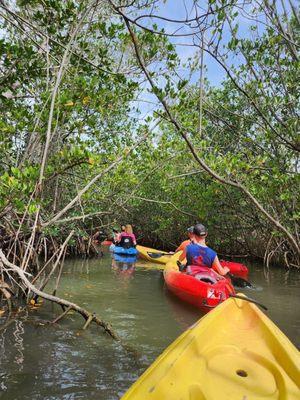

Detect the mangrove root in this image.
[0,250,120,340]
[82,313,94,330]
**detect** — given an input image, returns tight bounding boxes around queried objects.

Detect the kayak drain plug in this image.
[236,370,248,377]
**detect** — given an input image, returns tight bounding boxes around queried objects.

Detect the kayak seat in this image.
[194,273,217,284]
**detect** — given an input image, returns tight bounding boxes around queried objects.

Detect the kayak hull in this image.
[136,245,172,264]
[164,261,235,312]
[109,244,138,256]
[101,240,113,246]
[219,259,248,278]
[121,296,300,400]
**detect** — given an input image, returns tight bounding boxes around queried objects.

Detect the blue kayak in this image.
[109,244,138,256]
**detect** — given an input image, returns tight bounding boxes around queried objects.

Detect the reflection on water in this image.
[0,255,299,399]
[111,253,137,288]
[13,320,25,369]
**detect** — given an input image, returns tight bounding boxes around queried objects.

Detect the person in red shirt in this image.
[174,226,194,261]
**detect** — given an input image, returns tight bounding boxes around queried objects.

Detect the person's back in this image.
[117,224,136,249]
[186,223,230,276]
[186,242,216,268]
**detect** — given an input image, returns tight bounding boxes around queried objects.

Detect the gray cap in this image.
[187,226,194,233]
[193,223,207,236]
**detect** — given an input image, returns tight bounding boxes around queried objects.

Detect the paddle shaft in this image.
[230,294,268,310]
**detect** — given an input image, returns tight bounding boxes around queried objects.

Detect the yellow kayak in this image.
[136,245,177,265]
[121,295,300,400]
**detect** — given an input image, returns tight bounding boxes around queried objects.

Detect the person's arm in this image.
[132,233,137,245]
[212,256,230,276]
[183,244,192,267]
[179,248,186,261]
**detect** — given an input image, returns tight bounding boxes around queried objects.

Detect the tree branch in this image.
[0,250,119,339]
[115,9,300,256]
[42,133,148,227]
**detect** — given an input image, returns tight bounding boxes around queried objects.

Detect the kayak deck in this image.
[121,296,299,400]
[164,260,235,312]
[136,245,175,265]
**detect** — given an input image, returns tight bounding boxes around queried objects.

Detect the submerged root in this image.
[82,313,94,330]
[0,250,120,340]
[51,305,72,324]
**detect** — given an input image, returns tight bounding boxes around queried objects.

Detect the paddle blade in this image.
[228,274,252,288]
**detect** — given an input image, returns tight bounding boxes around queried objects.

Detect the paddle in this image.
[229,294,268,310]
[147,252,173,259]
[177,260,186,272]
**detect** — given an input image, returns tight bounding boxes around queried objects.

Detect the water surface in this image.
[0,254,299,399]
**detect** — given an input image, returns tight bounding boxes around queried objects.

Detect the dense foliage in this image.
[0,0,299,268]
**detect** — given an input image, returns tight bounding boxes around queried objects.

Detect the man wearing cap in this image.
[174,226,195,261]
[186,223,230,276]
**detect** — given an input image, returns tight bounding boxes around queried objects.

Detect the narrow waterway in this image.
[0,253,299,399]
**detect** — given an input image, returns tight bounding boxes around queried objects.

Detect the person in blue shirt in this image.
[186,223,229,276]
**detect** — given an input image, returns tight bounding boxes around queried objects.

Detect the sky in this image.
[124,0,293,122]
[125,0,245,121]
[1,0,293,124]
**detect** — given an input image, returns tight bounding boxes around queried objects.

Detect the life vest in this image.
[118,234,134,249]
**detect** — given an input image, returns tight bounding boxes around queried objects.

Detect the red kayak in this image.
[164,260,235,313]
[101,240,113,246]
[220,260,248,278]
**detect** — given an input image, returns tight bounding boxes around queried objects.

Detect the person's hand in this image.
[224,267,230,275]
[168,251,175,254]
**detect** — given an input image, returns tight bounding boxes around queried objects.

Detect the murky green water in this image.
[0,253,299,399]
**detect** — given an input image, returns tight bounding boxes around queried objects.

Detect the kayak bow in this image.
[136,245,175,265]
[109,244,138,256]
[121,295,300,400]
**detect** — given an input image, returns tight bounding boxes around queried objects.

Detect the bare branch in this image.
[42,133,148,227]
[117,10,300,256]
[0,250,119,339]
[132,196,198,219]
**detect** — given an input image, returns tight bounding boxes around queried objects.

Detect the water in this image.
[0,254,299,399]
